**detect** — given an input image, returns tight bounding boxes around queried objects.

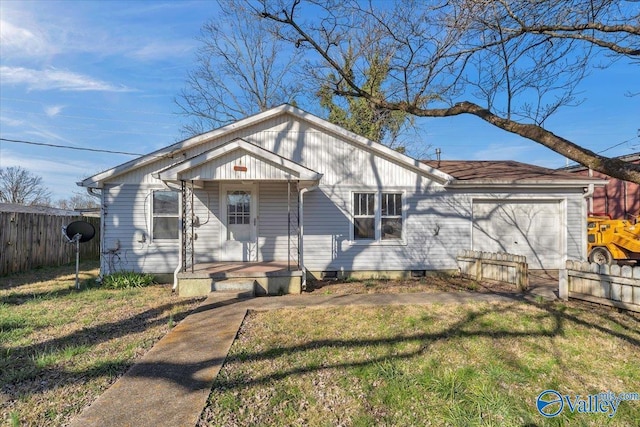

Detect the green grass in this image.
[200,302,640,426]
[101,270,155,289]
[0,262,205,426]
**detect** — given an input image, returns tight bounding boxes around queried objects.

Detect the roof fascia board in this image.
[444,179,608,189]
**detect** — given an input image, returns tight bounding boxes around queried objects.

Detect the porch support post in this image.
[190,180,195,273]
[299,187,305,289]
[287,179,291,271]
[298,183,319,291]
[181,180,187,272]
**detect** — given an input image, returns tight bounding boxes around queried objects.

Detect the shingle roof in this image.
[422,160,602,183]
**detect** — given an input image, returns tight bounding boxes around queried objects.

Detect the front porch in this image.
[154,138,322,296]
[177,261,304,297]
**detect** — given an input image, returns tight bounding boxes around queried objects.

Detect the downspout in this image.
[298,184,318,291]
[173,181,185,292]
[584,183,595,213]
[173,230,182,292]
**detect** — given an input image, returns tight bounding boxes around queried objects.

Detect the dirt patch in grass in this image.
[199,301,640,426]
[305,272,517,295]
[0,262,205,427]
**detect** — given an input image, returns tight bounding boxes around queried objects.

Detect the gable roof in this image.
[154,138,322,182]
[422,160,605,187]
[79,104,453,188]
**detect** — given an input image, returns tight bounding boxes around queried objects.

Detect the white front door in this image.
[220,184,258,261]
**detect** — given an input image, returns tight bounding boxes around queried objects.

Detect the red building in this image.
[562,152,640,221]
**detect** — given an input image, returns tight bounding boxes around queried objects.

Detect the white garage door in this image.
[472,200,562,269]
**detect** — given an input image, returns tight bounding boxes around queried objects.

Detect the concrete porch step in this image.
[212,279,256,297]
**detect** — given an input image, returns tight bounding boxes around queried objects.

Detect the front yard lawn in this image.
[2,263,638,426]
[199,301,640,426]
[0,262,204,426]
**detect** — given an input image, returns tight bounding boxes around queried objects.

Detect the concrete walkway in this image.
[68,287,553,427]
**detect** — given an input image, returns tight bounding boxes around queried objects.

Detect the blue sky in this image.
[1,0,638,202]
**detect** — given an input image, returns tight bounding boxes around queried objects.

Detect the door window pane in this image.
[227,191,251,225]
[227,191,251,241]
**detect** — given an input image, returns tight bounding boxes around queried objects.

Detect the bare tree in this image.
[0,166,52,205]
[176,0,304,135]
[256,0,640,183]
[57,191,100,210]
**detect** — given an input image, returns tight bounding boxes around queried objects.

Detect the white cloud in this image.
[0,19,54,59]
[129,40,195,61]
[0,4,196,63]
[44,105,64,117]
[24,127,75,145]
[472,142,533,161]
[0,115,24,127]
[0,66,133,92]
[0,149,103,199]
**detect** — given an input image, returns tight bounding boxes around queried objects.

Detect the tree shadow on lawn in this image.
[0,278,102,305]
[4,296,638,420]
[210,300,640,391]
[0,261,99,292]
[0,296,235,395]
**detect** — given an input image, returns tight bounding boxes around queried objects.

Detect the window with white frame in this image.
[152,190,179,239]
[353,192,376,240]
[352,192,404,242]
[381,193,403,240]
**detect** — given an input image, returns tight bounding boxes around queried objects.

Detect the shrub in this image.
[101,271,155,289]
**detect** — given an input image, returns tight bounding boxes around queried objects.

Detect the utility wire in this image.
[0,137,143,156]
[597,135,639,154]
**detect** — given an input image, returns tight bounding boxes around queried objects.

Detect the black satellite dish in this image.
[65,220,96,243]
[62,220,97,289]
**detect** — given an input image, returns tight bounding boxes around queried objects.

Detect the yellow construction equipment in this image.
[587,215,640,265]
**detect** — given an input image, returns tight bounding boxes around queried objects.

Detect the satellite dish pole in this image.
[62,221,96,290]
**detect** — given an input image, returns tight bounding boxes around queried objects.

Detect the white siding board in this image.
[257,182,299,262]
[301,187,470,272]
[102,184,179,274]
[179,150,300,181]
[98,112,588,275]
[107,114,442,190]
[191,182,221,264]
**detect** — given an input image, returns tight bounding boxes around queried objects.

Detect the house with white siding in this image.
[79,105,603,296]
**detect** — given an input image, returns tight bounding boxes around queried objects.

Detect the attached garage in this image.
[472,200,563,269]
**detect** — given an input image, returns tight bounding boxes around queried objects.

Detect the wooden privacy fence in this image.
[0,212,100,276]
[559,260,640,313]
[457,250,529,291]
